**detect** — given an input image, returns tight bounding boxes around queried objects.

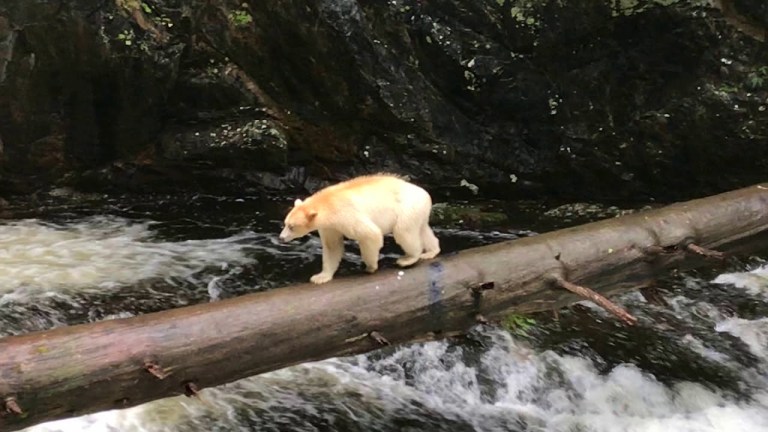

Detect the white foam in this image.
[13,224,768,432]
[27,325,768,432]
[0,216,257,300]
[712,264,768,297]
[716,317,768,360]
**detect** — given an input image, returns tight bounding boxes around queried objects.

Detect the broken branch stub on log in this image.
[2,183,768,431]
[549,275,638,325]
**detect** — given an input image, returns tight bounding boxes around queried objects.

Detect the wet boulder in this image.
[0,1,184,193]
[1,0,766,200]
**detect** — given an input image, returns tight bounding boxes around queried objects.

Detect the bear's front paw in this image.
[310,272,334,284]
[364,264,378,274]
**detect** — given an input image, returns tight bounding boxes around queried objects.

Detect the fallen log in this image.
[2,183,768,430]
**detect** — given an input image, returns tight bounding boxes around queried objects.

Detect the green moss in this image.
[718,84,739,94]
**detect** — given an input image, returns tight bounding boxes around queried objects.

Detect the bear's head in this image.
[279,198,318,242]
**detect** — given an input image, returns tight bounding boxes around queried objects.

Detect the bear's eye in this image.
[286,224,294,230]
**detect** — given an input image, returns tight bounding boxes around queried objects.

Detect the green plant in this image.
[153,15,174,28]
[745,66,768,91]
[229,9,253,27]
[116,29,135,46]
[502,314,536,337]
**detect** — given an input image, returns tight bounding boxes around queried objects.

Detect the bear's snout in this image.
[278,227,294,242]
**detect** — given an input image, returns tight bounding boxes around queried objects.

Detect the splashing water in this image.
[0,216,258,301]
[712,264,768,298]
[4,200,768,432]
[24,325,768,432]
[21,263,768,432]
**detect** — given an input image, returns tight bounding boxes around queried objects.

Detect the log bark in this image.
[2,183,768,430]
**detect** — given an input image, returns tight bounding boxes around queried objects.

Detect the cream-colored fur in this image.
[279,173,441,284]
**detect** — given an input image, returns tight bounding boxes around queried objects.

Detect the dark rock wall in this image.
[0,0,766,200]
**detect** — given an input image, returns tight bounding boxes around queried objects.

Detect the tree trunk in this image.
[2,184,768,431]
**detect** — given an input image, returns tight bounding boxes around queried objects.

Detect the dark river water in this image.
[2,190,768,432]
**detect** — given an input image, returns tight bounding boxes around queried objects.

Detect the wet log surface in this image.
[2,183,768,430]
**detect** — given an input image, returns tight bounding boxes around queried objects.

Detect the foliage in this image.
[502,314,537,337]
[116,29,135,46]
[745,66,768,91]
[229,8,253,27]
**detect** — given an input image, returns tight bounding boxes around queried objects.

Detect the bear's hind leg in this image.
[393,225,423,267]
[420,224,440,260]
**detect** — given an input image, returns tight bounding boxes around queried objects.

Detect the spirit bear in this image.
[279,173,441,284]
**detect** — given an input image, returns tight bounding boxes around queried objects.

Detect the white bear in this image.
[278,173,441,284]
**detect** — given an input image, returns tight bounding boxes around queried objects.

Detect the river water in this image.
[2,191,768,432]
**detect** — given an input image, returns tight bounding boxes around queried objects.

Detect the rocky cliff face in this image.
[0,0,766,201]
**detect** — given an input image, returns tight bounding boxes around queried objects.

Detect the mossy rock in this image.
[542,202,653,222]
[431,202,508,228]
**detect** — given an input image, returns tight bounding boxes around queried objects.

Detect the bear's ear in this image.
[307,210,318,221]
[294,198,303,207]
